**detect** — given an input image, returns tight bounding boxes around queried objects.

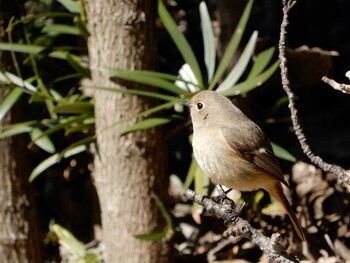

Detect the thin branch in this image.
[183,189,299,263]
[322,75,350,94]
[278,0,350,186]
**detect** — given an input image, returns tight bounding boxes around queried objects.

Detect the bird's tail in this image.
[269,183,306,241]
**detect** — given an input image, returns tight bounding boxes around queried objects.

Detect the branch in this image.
[278,0,350,186]
[183,189,299,263]
[322,74,350,94]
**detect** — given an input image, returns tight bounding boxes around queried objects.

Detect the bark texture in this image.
[84,1,170,262]
[0,1,43,262]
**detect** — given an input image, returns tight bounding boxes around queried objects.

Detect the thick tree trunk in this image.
[84,1,170,262]
[0,1,44,262]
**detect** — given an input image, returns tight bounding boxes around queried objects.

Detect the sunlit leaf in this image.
[41,24,81,36]
[247,46,276,78]
[0,121,38,139]
[0,43,44,54]
[199,2,215,83]
[0,87,23,122]
[158,0,203,88]
[0,71,37,92]
[221,60,280,96]
[29,128,56,153]
[209,0,254,90]
[175,64,200,93]
[216,31,258,92]
[29,144,87,182]
[122,118,173,135]
[50,223,86,258]
[57,0,80,13]
[271,142,296,162]
[101,68,188,95]
[90,85,178,101]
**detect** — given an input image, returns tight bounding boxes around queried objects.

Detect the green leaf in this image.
[54,102,94,114]
[158,0,203,88]
[221,60,280,96]
[0,71,37,92]
[151,192,173,229]
[57,0,80,13]
[66,53,91,78]
[199,1,215,83]
[29,128,56,153]
[271,142,296,162]
[247,46,276,78]
[0,121,38,139]
[122,118,173,135]
[183,155,197,190]
[29,144,87,182]
[134,231,167,241]
[209,0,254,90]
[101,68,188,95]
[216,31,258,92]
[0,87,23,122]
[41,24,81,36]
[50,223,86,258]
[90,85,178,102]
[0,43,45,54]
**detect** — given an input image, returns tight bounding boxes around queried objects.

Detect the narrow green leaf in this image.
[0,121,38,139]
[194,161,209,197]
[66,53,91,78]
[57,0,80,13]
[221,60,280,96]
[217,31,258,92]
[122,118,173,135]
[29,144,87,182]
[101,68,188,95]
[0,87,23,122]
[29,128,56,153]
[51,223,86,258]
[0,71,37,92]
[183,155,197,190]
[209,0,254,90]
[247,46,276,78]
[0,43,44,54]
[103,68,181,82]
[151,192,173,229]
[41,24,81,36]
[271,142,296,162]
[158,0,203,88]
[54,102,94,114]
[134,231,167,241]
[89,86,178,102]
[199,1,215,83]
[58,136,95,160]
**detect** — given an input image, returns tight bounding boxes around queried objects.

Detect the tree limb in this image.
[278,0,350,186]
[183,189,299,263]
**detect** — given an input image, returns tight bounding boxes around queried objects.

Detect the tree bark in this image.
[84,1,170,262]
[0,1,44,262]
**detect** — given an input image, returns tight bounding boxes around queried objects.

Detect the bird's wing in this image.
[221,126,290,188]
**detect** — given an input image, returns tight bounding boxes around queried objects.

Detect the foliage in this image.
[0,0,94,182]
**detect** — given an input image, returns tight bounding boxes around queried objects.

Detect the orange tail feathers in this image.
[268,183,306,241]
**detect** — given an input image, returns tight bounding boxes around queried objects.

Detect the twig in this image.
[183,189,299,263]
[278,0,350,186]
[322,75,350,94]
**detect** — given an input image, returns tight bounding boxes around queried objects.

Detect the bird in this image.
[188,90,306,241]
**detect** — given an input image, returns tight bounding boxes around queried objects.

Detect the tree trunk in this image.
[0,1,44,262]
[84,1,170,262]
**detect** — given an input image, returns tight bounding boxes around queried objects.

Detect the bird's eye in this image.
[196,102,204,111]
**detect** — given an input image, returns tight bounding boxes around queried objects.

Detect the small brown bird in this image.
[189,90,306,241]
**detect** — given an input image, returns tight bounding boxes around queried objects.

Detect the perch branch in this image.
[278,0,350,185]
[184,189,299,263]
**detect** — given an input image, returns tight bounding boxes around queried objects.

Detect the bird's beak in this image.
[181,101,190,107]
